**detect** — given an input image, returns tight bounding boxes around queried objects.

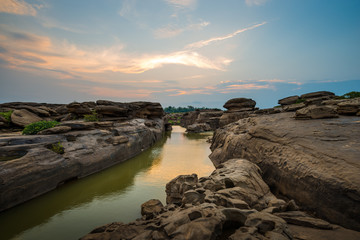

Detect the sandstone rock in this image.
[304,96,334,106]
[295,105,338,119]
[37,126,72,135]
[300,91,335,99]
[223,98,256,111]
[165,174,198,205]
[219,111,251,127]
[95,105,128,117]
[210,112,360,231]
[0,118,165,212]
[66,102,92,115]
[282,102,306,112]
[54,105,68,115]
[274,211,333,229]
[59,121,96,130]
[11,109,42,127]
[141,199,164,219]
[180,111,200,128]
[186,123,211,133]
[337,98,360,115]
[278,95,299,105]
[20,105,51,117]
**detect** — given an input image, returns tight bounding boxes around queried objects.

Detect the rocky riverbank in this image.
[81,91,360,239]
[0,100,165,212]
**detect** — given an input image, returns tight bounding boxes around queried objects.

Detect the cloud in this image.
[0,0,42,16]
[245,0,268,6]
[165,0,197,10]
[185,22,267,49]
[0,26,232,80]
[154,20,210,39]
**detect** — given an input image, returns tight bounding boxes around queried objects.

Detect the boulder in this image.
[300,91,335,99]
[37,126,72,135]
[210,112,360,231]
[66,102,92,115]
[278,95,299,105]
[337,98,360,115]
[282,102,306,112]
[165,174,198,205]
[295,105,338,119]
[141,199,164,219]
[223,98,256,111]
[219,111,251,127]
[186,123,211,133]
[274,211,333,229]
[20,105,51,117]
[11,109,42,127]
[95,105,128,117]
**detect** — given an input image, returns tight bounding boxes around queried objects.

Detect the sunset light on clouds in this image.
[0,0,359,108]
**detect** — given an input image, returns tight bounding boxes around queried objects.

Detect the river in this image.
[0,126,215,240]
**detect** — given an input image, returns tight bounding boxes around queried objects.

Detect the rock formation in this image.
[0,100,165,212]
[210,112,360,231]
[219,98,257,127]
[179,109,223,133]
[81,159,360,240]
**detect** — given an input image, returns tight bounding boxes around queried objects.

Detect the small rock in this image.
[223,98,256,111]
[140,199,164,219]
[37,126,72,135]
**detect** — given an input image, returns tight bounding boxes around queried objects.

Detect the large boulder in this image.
[141,199,164,219]
[11,109,42,127]
[295,105,338,119]
[223,98,256,111]
[95,105,128,117]
[300,91,335,99]
[210,112,360,231]
[278,95,299,105]
[337,98,360,115]
[66,102,92,115]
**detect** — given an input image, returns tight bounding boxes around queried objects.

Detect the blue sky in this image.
[0,0,359,109]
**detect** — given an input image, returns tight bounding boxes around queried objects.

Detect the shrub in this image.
[22,120,60,135]
[342,91,360,99]
[0,110,13,122]
[84,110,99,122]
[295,99,305,104]
[49,142,64,154]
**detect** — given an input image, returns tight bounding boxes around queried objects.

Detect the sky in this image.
[0,0,359,109]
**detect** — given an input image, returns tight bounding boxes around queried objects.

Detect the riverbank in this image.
[0,100,165,213]
[0,126,214,240]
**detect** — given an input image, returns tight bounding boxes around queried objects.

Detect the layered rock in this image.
[210,112,360,231]
[81,158,360,240]
[219,98,257,127]
[0,118,164,212]
[179,109,223,133]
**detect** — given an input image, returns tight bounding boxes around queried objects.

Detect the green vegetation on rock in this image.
[84,110,99,122]
[22,120,60,135]
[0,110,13,122]
[342,91,360,99]
[295,99,305,104]
[49,142,64,154]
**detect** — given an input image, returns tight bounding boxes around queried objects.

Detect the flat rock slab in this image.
[210,112,360,231]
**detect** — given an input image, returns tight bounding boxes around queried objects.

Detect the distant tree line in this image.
[164,106,217,113]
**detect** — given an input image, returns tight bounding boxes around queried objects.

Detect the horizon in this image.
[0,0,359,109]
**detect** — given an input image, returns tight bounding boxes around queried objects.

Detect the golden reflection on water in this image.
[0,126,214,240]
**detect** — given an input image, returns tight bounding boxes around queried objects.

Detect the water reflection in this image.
[0,126,214,240]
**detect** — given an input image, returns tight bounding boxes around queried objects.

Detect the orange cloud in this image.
[0,0,41,16]
[226,84,270,90]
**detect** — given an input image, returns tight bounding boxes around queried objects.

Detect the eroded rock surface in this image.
[210,112,360,231]
[81,158,360,239]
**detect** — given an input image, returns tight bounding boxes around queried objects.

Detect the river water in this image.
[0,126,215,240]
